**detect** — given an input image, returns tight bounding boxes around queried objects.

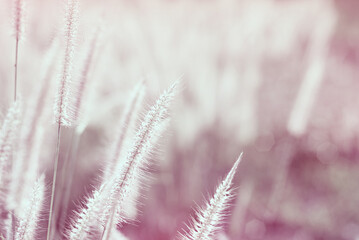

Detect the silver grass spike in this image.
[0,101,22,185]
[54,0,80,127]
[100,83,177,240]
[103,81,146,180]
[15,175,45,240]
[67,82,177,240]
[180,153,243,240]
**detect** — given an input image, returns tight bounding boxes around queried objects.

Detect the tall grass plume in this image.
[179,153,242,240]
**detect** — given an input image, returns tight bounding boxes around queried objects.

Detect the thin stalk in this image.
[14,38,19,102]
[57,130,81,233]
[52,129,73,236]
[101,143,138,240]
[102,205,116,240]
[47,123,62,240]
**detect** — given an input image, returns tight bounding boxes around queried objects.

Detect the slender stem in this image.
[57,130,79,232]
[47,123,62,240]
[102,205,116,240]
[14,38,19,102]
[52,129,73,236]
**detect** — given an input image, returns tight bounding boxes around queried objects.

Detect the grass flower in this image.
[54,0,80,127]
[103,81,146,180]
[179,153,242,240]
[0,101,22,186]
[13,0,26,101]
[67,82,177,240]
[101,82,177,239]
[48,0,80,239]
[15,174,45,240]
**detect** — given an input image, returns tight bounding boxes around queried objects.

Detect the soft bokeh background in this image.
[1,0,359,239]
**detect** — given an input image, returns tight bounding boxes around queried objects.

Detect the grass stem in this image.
[57,130,80,233]
[47,123,62,240]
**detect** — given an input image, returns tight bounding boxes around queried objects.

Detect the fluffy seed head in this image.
[13,0,26,41]
[103,81,146,180]
[73,28,100,125]
[54,0,80,127]
[67,82,177,240]
[15,174,45,240]
[105,82,177,223]
[0,101,22,185]
[67,183,109,240]
[179,153,242,240]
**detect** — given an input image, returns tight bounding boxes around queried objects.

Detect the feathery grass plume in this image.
[179,153,242,240]
[15,174,45,240]
[13,0,26,101]
[54,29,100,232]
[48,1,79,239]
[54,0,79,127]
[67,183,110,240]
[73,27,100,126]
[0,101,22,185]
[103,81,146,180]
[49,0,79,236]
[101,83,177,240]
[102,119,169,240]
[116,118,170,223]
[67,82,177,240]
[7,40,59,215]
[55,30,101,230]
[8,127,45,216]
[23,38,59,140]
